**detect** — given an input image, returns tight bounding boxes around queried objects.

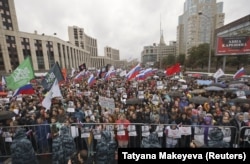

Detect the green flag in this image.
[6,56,35,90]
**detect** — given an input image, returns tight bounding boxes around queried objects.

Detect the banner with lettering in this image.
[6,56,34,90]
[98,96,115,110]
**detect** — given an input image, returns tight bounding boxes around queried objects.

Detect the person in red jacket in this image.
[115,113,130,148]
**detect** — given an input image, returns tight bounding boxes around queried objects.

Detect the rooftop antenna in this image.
[160,13,162,38]
[160,14,162,69]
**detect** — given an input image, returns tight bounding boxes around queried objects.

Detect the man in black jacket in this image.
[230,112,246,147]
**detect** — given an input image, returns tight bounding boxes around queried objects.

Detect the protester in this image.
[0,63,250,163]
[115,113,130,148]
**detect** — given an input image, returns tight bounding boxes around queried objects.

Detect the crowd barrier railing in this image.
[0,123,239,159]
[238,126,250,148]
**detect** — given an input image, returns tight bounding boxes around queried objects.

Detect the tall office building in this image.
[176,0,224,56]
[104,46,120,60]
[68,26,98,57]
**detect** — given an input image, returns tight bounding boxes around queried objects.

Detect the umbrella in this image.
[204,86,224,91]
[229,98,250,104]
[153,75,159,79]
[229,83,249,90]
[178,79,186,83]
[0,111,15,121]
[189,96,209,104]
[156,71,166,77]
[228,80,245,84]
[244,90,250,96]
[190,89,206,94]
[167,91,183,97]
[192,73,201,78]
[125,98,142,105]
[223,88,238,93]
[209,83,227,88]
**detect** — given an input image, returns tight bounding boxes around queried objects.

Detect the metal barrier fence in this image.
[238,126,250,148]
[0,123,242,159]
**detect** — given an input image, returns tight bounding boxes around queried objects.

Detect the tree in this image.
[162,54,176,68]
[186,43,211,69]
[177,54,186,65]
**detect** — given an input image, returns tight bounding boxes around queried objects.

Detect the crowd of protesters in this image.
[0,66,250,163]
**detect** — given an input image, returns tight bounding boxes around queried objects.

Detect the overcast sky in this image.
[14,0,249,61]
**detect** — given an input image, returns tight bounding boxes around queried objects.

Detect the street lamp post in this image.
[198,11,213,73]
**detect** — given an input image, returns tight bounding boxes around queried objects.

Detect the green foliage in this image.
[177,54,186,65]
[161,54,176,68]
[186,43,211,68]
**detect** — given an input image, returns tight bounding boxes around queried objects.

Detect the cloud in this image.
[14,0,249,61]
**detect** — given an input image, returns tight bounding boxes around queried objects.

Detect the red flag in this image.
[61,68,67,80]
[166,63,181,76]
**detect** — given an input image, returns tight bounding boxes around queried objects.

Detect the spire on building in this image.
[159,15,166,46]
[159,30,166,45]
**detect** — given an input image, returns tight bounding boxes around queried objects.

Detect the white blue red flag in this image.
[233,67,246,79]
[88,74,96,86]
[126,63,141,81]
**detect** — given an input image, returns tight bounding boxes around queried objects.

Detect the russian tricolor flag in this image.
[135,72,145,81]
[143,68,153,77]
[13,84,35,97]
[104,70,116,81]
[126,63,141,81]
[87,74,96,87]
[74,70,85,81]
[233,67,246,79]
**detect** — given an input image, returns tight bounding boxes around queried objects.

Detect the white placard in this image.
[93,129,101,140]
[141,125,150,137]
[94,134,101,140]
[5,137,12,142]
[128,125,136,131]
[81,133,90,138]
[157,85,163,90]
[167,129,181,138]
[85,110,92,117]
[68,101,74,107]
[157,81,162,86]
[70,126,79,138]
[129,131,137,136]
[132,82,137,88]
[179,126,192,135]
[236,91,245,97]
[117,130,125,136]
[106,125,114,131]
[138,91,144,99]
[142,132,150,137]
[158,132,163,137]
[67,108,75,113]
